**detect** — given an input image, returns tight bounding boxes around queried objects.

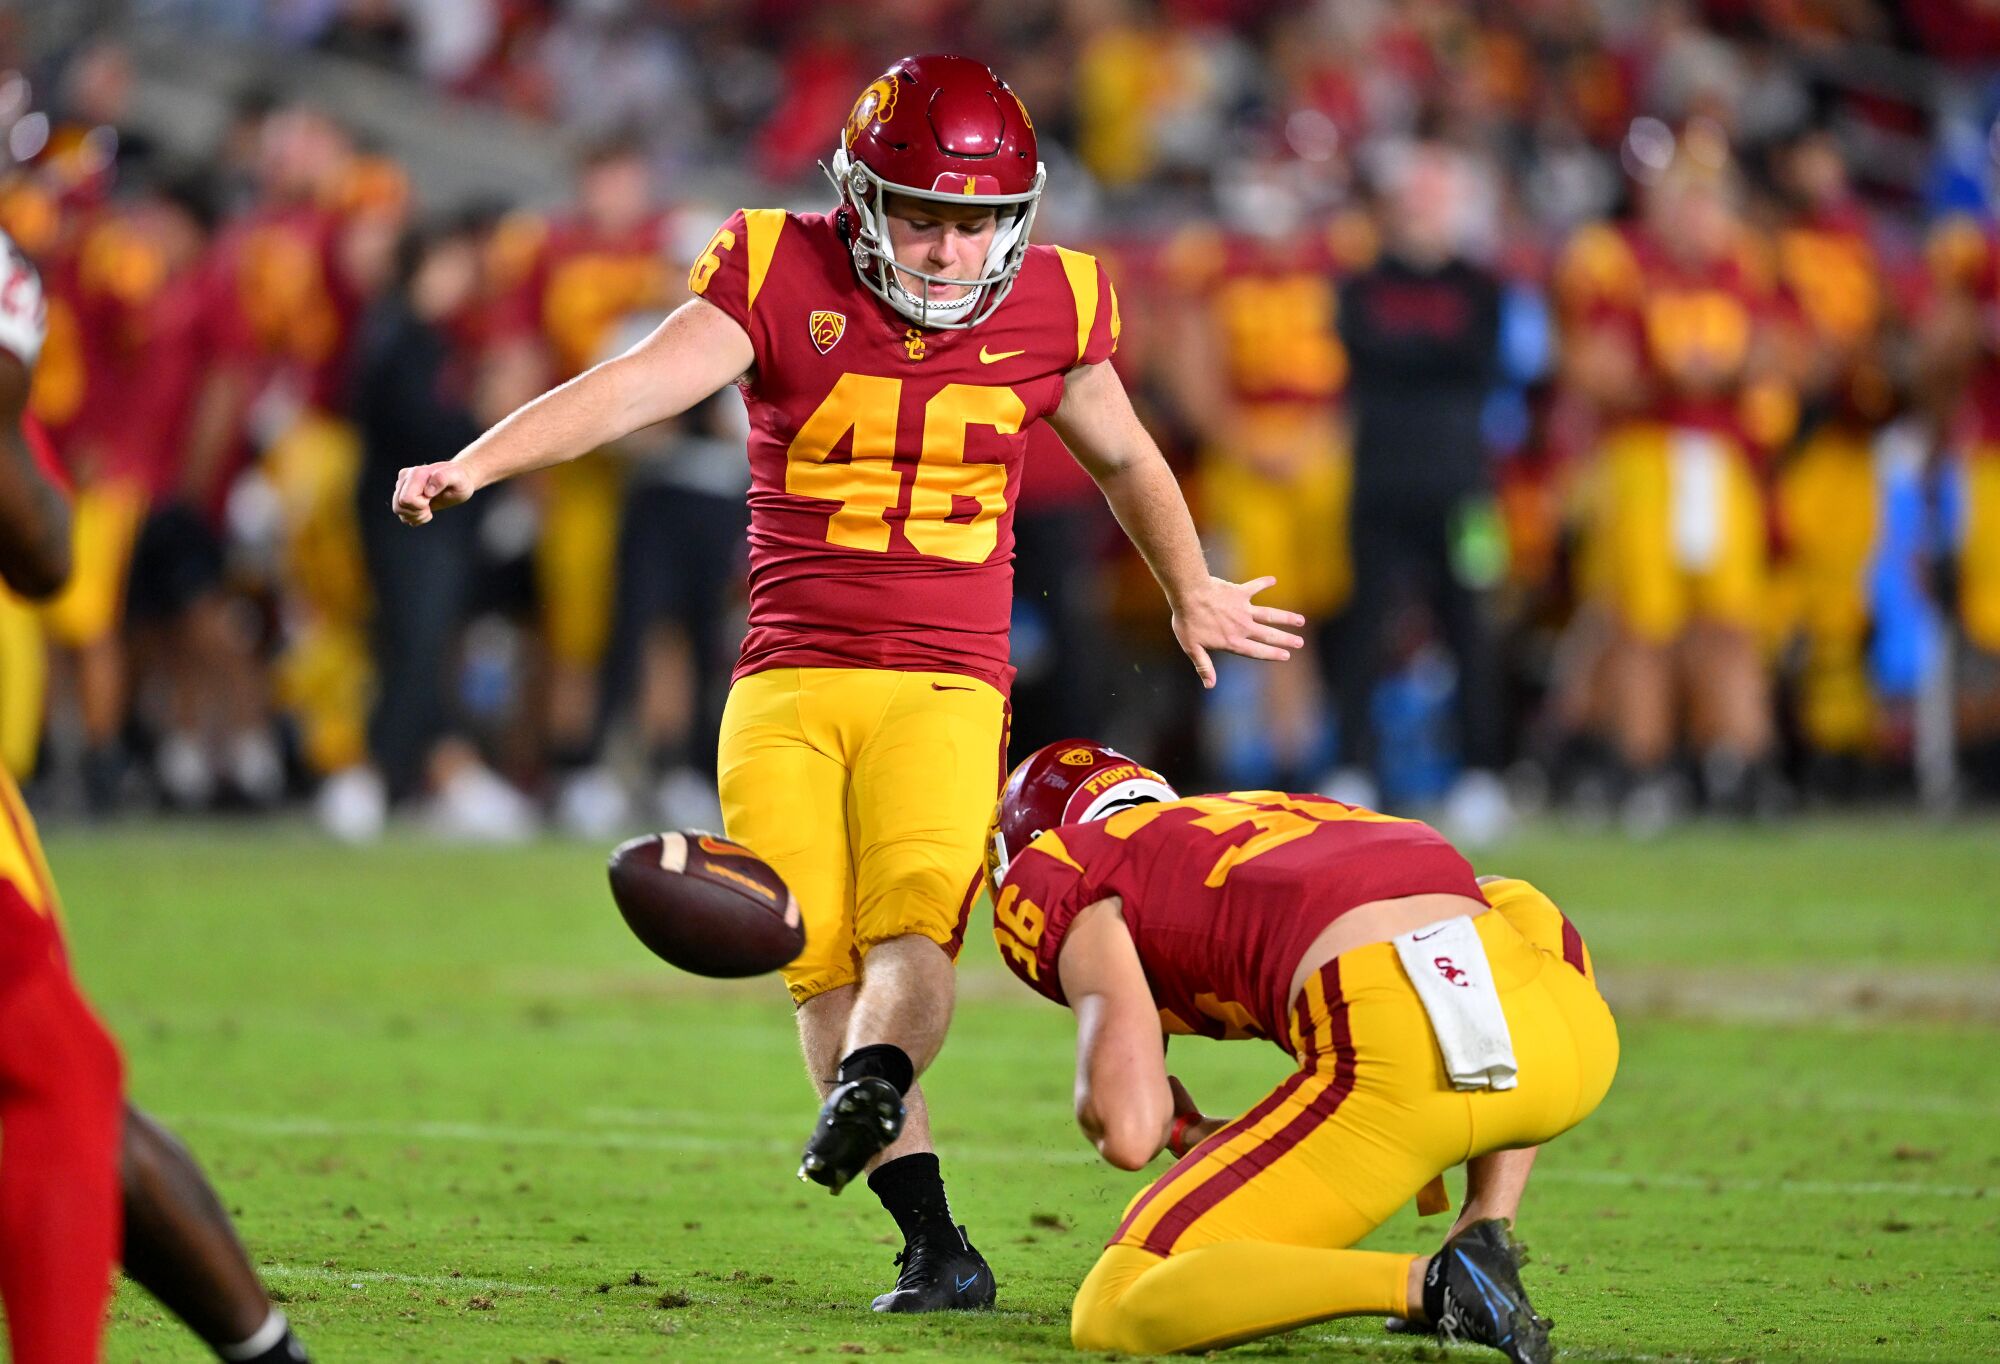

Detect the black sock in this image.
[837,1043,914,1097]
[1420,1250,1447,1325]
[868,1152,957,1245]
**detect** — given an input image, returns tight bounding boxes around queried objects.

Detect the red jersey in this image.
[1557,220,1791,453]
[1776,205,1893,427]
[1162,223,1353,408]
[209,201,357,410]
[493,211,681,380]
[691,209,1121,691]
[993,792,1480,1048]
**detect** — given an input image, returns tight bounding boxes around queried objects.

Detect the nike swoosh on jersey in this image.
[978,346,1026,363]
[930,682,975,692]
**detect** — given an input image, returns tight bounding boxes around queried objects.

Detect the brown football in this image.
[607,832,804,978]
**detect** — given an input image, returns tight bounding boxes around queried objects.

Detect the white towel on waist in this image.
[1393,916,1518,1091]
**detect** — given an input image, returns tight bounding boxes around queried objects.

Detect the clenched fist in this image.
[393,462,479,525]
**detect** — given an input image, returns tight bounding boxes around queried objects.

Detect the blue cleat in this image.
[1421,1219,1553,1364]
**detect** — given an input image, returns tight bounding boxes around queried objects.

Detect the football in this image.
[607,831,804,978]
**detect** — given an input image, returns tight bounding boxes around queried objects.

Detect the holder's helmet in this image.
[986,739,1179,897]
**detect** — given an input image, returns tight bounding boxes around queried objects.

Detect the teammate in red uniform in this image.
[986,740,1618,1361]
[395,54,1302,1310]
[0,229,310,1363]
[486,136,687,787]
[1556,148,1794,821]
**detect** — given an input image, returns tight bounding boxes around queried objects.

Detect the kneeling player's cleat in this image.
[870,1224,997,1313]
[797,1076,905,1194]
[1383,1314,1435,1337]
[1421,1219,1552,1364]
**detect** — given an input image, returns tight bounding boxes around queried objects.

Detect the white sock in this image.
[217,1308,288,1361]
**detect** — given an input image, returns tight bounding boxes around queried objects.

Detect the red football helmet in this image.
[826,53,1045,329]
[986,739,1180,894]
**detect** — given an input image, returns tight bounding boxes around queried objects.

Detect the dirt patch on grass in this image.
[1602,965,2000,1024]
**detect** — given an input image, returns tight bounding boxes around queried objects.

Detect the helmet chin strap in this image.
[885,257,983,326]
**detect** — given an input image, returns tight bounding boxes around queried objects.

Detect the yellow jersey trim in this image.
[743,209,788,316]
[1028,828,1087,874]
[1055,246,1100,365]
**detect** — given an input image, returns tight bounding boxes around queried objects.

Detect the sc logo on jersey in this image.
[810,310,846,354]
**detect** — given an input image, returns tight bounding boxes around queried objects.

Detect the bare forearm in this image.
[1071,986,1173,1171]
[1093,452,1210,607]
[451,360,644,491]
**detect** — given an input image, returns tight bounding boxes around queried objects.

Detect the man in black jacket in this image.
[1330,142,1510,842]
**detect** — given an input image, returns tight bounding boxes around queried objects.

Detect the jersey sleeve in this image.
[687,208,788,346]
[1054,247,1121,366]
[0,232,47,368]
[992,828,1097,1006]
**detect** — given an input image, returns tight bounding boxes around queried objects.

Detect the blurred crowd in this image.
[6,0,2000,842]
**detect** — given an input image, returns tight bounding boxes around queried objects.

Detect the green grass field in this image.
[47,817,2000,1362]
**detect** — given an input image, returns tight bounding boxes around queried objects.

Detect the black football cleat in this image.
[797,1076,904,1194]
[1421,1219,1552,1364]
[870,1224,996,1313]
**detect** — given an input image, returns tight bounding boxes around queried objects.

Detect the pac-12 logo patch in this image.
[809,310,846,354]
[1058,748,1096,767]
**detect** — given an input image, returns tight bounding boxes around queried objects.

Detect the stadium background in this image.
[3,2,1999,1360]
[10,0,2000,836]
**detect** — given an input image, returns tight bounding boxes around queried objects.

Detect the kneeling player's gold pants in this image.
[1071,879,1618,1355]
[718,666,1009,1004]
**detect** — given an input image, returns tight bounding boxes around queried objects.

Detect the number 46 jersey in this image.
[691,209,1120,692]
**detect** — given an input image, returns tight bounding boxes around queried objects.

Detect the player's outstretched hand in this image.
[393,462,478,526]
[1170,575,1307,689]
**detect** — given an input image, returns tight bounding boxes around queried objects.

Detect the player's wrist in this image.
[1166,1112,1206,1159]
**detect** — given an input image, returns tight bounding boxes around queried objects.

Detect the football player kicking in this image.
[393,54,1303,1312]
[985,740,1620,1363]
[0,231,309,1361]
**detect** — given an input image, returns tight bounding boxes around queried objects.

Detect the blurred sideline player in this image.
[986,739,1617,1362]
[395,54,1303,1311]
[1921,204,2000,757]
[484,136,685,813]
[1163,156,1356,789]
[0,229,309,1362]
[199,105,380,804]
[1769,130,1896,780]
[1556,143,1793,825]
[566,309,750,836]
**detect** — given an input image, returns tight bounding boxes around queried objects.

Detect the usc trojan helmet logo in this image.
[844,76,899,150]
[809,310,846,354]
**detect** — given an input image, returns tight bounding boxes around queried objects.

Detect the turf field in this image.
[49,817,2000,1362]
